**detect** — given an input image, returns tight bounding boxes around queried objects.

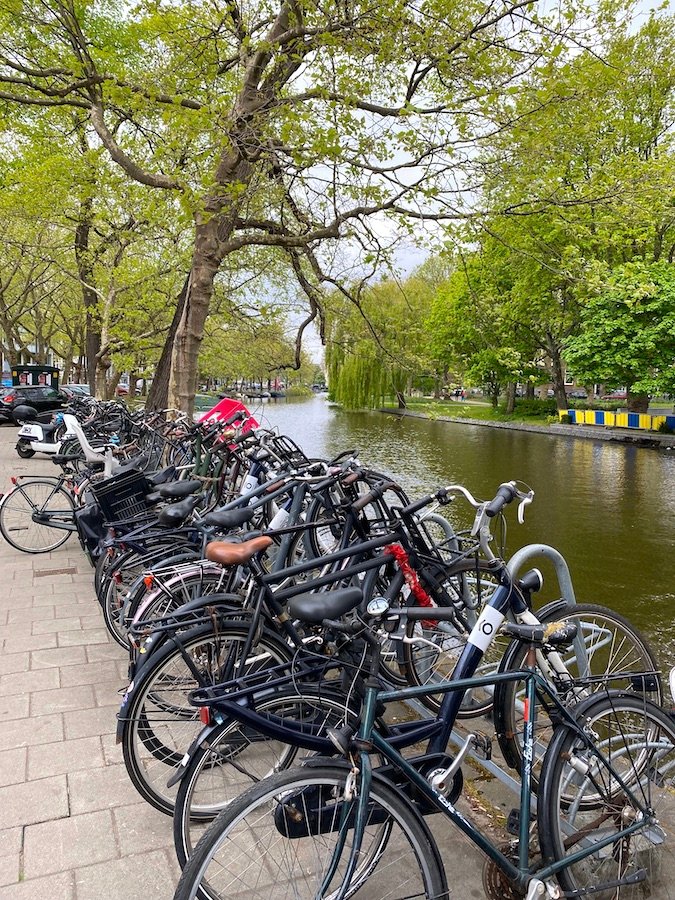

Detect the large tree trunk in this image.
[505,382,516,414]
[546,332,568,410]
[627,390,649,413]
[167,142,253,414]
[169,242,220,415]
[146,274,190,411]
[74,209,101,394]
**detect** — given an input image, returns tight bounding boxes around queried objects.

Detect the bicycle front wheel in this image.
[539,693,675,899]
[174,764,447,900]
[173,687,361,867]
[0,479,75,553]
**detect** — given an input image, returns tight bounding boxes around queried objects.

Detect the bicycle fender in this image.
[165,721,222,788]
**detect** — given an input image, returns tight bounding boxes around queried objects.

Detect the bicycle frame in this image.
[1,476,78,533]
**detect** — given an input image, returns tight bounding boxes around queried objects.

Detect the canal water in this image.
[251,395,675,663]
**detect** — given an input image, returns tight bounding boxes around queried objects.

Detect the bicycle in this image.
[173,532,675,900]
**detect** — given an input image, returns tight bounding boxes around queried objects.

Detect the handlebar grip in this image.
[485,483,517,518]
[351,480,397,512]
[232,429,256,446]
[223,410,247,427]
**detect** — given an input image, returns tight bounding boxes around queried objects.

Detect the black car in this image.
[0,385,69,423]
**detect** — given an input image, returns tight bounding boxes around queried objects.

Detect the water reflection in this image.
[255,396,675,661]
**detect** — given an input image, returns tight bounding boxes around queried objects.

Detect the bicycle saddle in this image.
[157,494,204,527]
[287,586,364,624]
[205,535,273,566]
[201,507,255,530]
[146,479,202,502]
[502,620,578,647]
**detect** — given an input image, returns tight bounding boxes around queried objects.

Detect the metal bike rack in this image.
[408,544,580,798]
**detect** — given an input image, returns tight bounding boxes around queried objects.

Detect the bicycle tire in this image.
[127,562,238,628]
[173,686,362,867]
[120,622,291,815]
[0,479,75,553]
[101,546,202,647]
[494,603,662,784]
[174,763,447,900]
[538,692,675,900]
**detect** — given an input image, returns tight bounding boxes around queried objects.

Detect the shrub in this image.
[657,421,674,434]
[513,398,558,416]
[557,414,572,424]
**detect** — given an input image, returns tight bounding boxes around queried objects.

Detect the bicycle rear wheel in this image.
[174,764,447,900]
[120,623,291,815]
[539,693,675,899]
[0,479,74,553]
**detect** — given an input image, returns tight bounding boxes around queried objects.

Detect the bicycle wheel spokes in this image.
[176,767,444,900]
[0,480,74,553]
[541,695,675,900]
[175,691,359,866]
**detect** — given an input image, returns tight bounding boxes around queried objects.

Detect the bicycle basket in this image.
[89,469,153,522]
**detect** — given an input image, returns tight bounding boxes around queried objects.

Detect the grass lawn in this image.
[384,397,553,426]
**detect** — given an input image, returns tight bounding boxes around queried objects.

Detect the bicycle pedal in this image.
[506,809,520,835]
[506,808,537,836]
[473,732,492,761]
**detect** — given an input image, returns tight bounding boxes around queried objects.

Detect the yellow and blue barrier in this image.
[562,409,675,431]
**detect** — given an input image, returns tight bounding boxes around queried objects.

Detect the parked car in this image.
[567,389,588,399]
[600,391,627,400]
[0,385,69,423]
[63,383,91,397]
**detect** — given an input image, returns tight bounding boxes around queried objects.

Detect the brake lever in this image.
[517,492,534,524]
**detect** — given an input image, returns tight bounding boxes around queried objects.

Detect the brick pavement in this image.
[0,426,497,900]
[0,429,181,900]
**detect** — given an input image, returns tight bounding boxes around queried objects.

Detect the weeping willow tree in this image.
[326,276,434,409]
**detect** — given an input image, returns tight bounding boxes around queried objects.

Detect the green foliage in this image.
[657,421,674,434]
[512,398,558,417]
[558,414,572,424]
[564,261,675,397]
[326,274,435,409]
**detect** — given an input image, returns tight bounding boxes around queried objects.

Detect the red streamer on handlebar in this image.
[384,543,437,627]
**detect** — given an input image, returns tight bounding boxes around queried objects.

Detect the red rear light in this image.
[199,707,212,725]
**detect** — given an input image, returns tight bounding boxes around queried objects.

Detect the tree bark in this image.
[546,332,568,410]
[74,208,101,393]
[627,390,649,413]
[145,274,190,411]
[505,382,516,414]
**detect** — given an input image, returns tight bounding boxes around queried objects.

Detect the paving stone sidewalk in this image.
[0,429,181,900]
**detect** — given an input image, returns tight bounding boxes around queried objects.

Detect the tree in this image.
[427,249,532,407]
[468,13,675,408]
[0,0,598,412]
[564,261,675,411]
[326,273,435,408]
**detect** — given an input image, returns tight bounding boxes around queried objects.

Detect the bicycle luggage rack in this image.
[408,543,578,798]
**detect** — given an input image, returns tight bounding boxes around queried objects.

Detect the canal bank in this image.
[380,408,675,450]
